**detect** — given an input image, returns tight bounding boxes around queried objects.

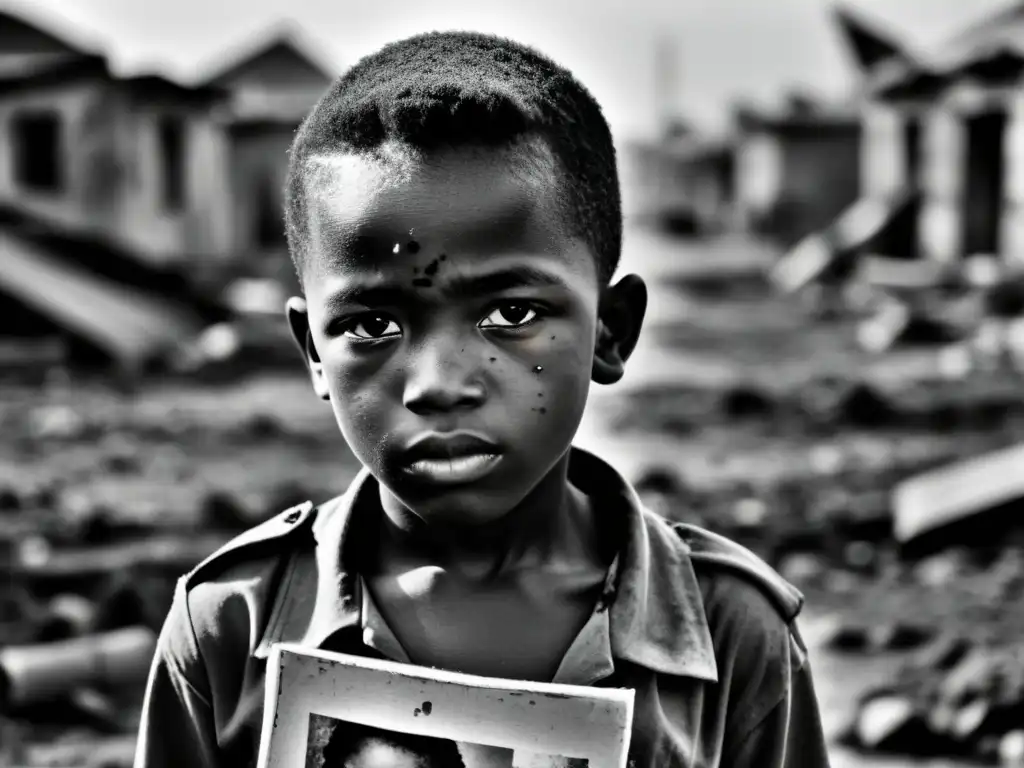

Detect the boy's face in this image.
[288,142,643,528]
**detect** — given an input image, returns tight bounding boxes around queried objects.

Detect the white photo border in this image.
[257,643,635,768]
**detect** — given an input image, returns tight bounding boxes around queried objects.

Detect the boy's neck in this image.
[374,452,606,581]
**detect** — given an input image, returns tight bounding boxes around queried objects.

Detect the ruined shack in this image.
[0,12,337,374]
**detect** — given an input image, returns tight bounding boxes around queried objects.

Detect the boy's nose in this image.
[401,342,486,414]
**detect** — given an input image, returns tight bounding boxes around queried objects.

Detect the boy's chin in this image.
[394,484,523,529]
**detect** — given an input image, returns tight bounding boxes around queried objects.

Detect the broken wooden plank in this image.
[11,533,230,583]
[0,626,156,711]
[772,193,914,293]
[893,442,1024,551]
[857,254,952,291]
[0,230,208,372]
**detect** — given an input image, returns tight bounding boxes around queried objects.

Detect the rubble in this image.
[852,695,929,754]
[839,642,1024,761]
[0,232,1022,768]
[0,374,368,765]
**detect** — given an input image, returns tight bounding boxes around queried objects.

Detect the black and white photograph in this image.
[1,1,1024,767]
[305,713,590,768]
[257,646,630,768]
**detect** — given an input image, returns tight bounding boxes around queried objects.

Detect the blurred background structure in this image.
[3,1,1024,766]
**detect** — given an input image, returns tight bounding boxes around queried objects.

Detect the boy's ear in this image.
[286,297,331,400]
[592,273,647,385]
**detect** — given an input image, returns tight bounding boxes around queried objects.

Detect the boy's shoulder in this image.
[670,520,805,624]
[153,500,324,688]
[185,499,319,588]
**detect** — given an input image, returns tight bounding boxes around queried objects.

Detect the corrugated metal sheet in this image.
[0,231,207,369]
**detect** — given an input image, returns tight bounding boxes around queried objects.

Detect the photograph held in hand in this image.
[258,645,632,768]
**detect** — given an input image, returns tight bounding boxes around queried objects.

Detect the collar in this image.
[255,446,718,683]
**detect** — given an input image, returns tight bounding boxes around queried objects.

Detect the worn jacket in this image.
[134,447,831,767]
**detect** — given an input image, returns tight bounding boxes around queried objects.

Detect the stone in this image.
[808,444,847,475]
[914,550,970,588]
[1000,730,1024,766]
[823,569,862,594]
[855,695,927,752]
[777,552,828,584]
[17,536,51,569]
[950,697,991,743]
[27,405,89,442]
[35,595,97,642]
[731,497,769,529]
[844,540,877,573]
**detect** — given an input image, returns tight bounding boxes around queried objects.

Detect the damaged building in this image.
[862,1,1024,265]
[780,1,1024,294]
[0,10,335,375]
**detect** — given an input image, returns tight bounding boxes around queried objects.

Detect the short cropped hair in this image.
[321,718,466,767]
[284,31,621,286]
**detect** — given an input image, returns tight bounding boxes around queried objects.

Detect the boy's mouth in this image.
[399,432,503,485]
[404,453,502,484]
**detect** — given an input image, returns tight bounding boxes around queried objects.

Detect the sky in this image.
[15,0,1019,141]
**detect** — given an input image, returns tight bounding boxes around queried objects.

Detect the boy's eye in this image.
[342,314,401,340]
[479,302,539,329]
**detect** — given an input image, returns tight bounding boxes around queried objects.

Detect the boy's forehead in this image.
[305,144,574,272]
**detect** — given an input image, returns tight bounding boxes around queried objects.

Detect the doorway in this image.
[963,110,1007,256]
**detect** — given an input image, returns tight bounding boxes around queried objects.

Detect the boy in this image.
[135,31,831,767]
